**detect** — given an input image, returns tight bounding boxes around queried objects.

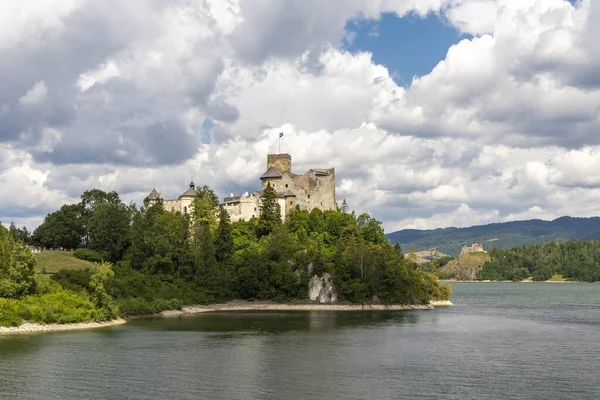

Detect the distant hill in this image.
[386,216,600,257]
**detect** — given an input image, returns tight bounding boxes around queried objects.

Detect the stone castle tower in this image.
[223,153,336,222]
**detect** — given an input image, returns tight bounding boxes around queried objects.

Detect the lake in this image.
[1,283,600,399]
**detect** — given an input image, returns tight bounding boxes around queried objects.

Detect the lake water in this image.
[1,283,600,399]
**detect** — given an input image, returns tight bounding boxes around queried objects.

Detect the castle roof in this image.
[278,191,296,198]
[179,187,197,198]
[147,188,161,200]
[179,179,197,198]
[260,167,283,179]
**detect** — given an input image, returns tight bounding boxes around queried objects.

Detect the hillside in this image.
[35,251,95,274]
[387,216,600,256]
[440,252,491,280]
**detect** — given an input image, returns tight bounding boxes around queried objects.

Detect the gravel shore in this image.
[0,319,127,335]
[160,300,453,316]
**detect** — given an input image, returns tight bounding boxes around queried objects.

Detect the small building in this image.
[146,180,197,215]
[460,243,485,256]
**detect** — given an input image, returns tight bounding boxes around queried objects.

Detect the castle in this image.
[146,153,336,222]
[460,243,485,256]
[224,153,336,222]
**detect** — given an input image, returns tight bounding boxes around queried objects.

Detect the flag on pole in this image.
[279,132,284,138]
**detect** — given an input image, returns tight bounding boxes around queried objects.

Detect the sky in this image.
[1,0,598,233]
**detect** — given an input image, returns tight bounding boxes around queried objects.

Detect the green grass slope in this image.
[34,251,95,274]
[386,216,600,256]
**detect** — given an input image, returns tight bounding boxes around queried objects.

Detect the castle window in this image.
[252,215,255,218]
[285,184,288,188]
[184,206,187,214]
[308,194,311,199]
[254,207,257,211]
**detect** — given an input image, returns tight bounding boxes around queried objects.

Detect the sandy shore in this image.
[0,319,127,335]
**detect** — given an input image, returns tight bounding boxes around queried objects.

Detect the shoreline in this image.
[0,318,127,335]
[440,279,582,283]
[1,300,453,334]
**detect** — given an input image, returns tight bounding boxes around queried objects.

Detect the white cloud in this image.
[18,81,48,106]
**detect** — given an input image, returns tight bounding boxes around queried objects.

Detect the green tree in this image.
[340,199,349,213]
[88,202,130,262]
[32,204,85,249]
[90,262,115,310]
[257,183,281,237]
[0,225,36,299]
[191,185,218,229]
[196,185,220,208]
[215,206,234,291]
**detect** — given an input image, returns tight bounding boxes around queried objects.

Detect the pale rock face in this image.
[308,273,337,303]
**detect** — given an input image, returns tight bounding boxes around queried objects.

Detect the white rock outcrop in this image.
[308,273,337,303]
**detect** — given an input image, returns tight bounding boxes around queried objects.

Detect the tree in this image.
[8,222,19,242]
[192,220,218,289]
[196,185,220,208]
[32,204,85,249]
[90,262,115,310]
[80,189,121,244]
[191,185,218,229]
[215,206,234,286]
[0,224,36,299]
[340,199,349,213]
[88,202,130,262]
[257,183,281,237]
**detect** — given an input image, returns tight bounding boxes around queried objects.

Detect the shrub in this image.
[0,298,22,327]
[19,291,110,324]
[116,297,183,316]
[34,275,63,295]
[51,269,92,293]
[74,248,106,263]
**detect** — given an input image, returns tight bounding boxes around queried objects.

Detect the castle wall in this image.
[162,200,181,213]
[223,194,261,222]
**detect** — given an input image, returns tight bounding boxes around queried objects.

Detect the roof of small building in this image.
[260,167,283,179]
[278,190,296,198]
[147,188,161,200]
[179,187,197,198]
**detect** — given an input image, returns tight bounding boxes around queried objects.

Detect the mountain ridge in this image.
[386,216,600,257]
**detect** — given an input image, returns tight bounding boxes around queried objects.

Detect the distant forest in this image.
[478,241,600,282]
[386,217,600,256]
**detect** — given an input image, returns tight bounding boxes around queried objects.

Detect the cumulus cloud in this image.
[2,0,600,234]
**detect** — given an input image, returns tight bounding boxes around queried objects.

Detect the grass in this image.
[546,273,568,282]
[34,251,95,274]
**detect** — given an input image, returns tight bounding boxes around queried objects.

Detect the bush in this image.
[74,248,106,263]
[19,291,115,324]
[0,298,22,327]
[116,297,183,316]
[51,269,92,293]
[34,275,63,295]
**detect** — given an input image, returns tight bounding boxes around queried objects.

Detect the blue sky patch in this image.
[344,13,467,86]
[201,118,214,144]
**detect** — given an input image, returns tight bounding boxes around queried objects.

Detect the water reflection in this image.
[126,310,426,336]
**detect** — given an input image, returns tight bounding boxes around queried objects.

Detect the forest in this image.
[478,241,600,282]
[0,185,450,327]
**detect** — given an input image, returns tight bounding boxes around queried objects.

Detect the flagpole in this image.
[279,133,281,153]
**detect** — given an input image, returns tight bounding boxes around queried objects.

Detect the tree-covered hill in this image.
[386,216,600,256]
